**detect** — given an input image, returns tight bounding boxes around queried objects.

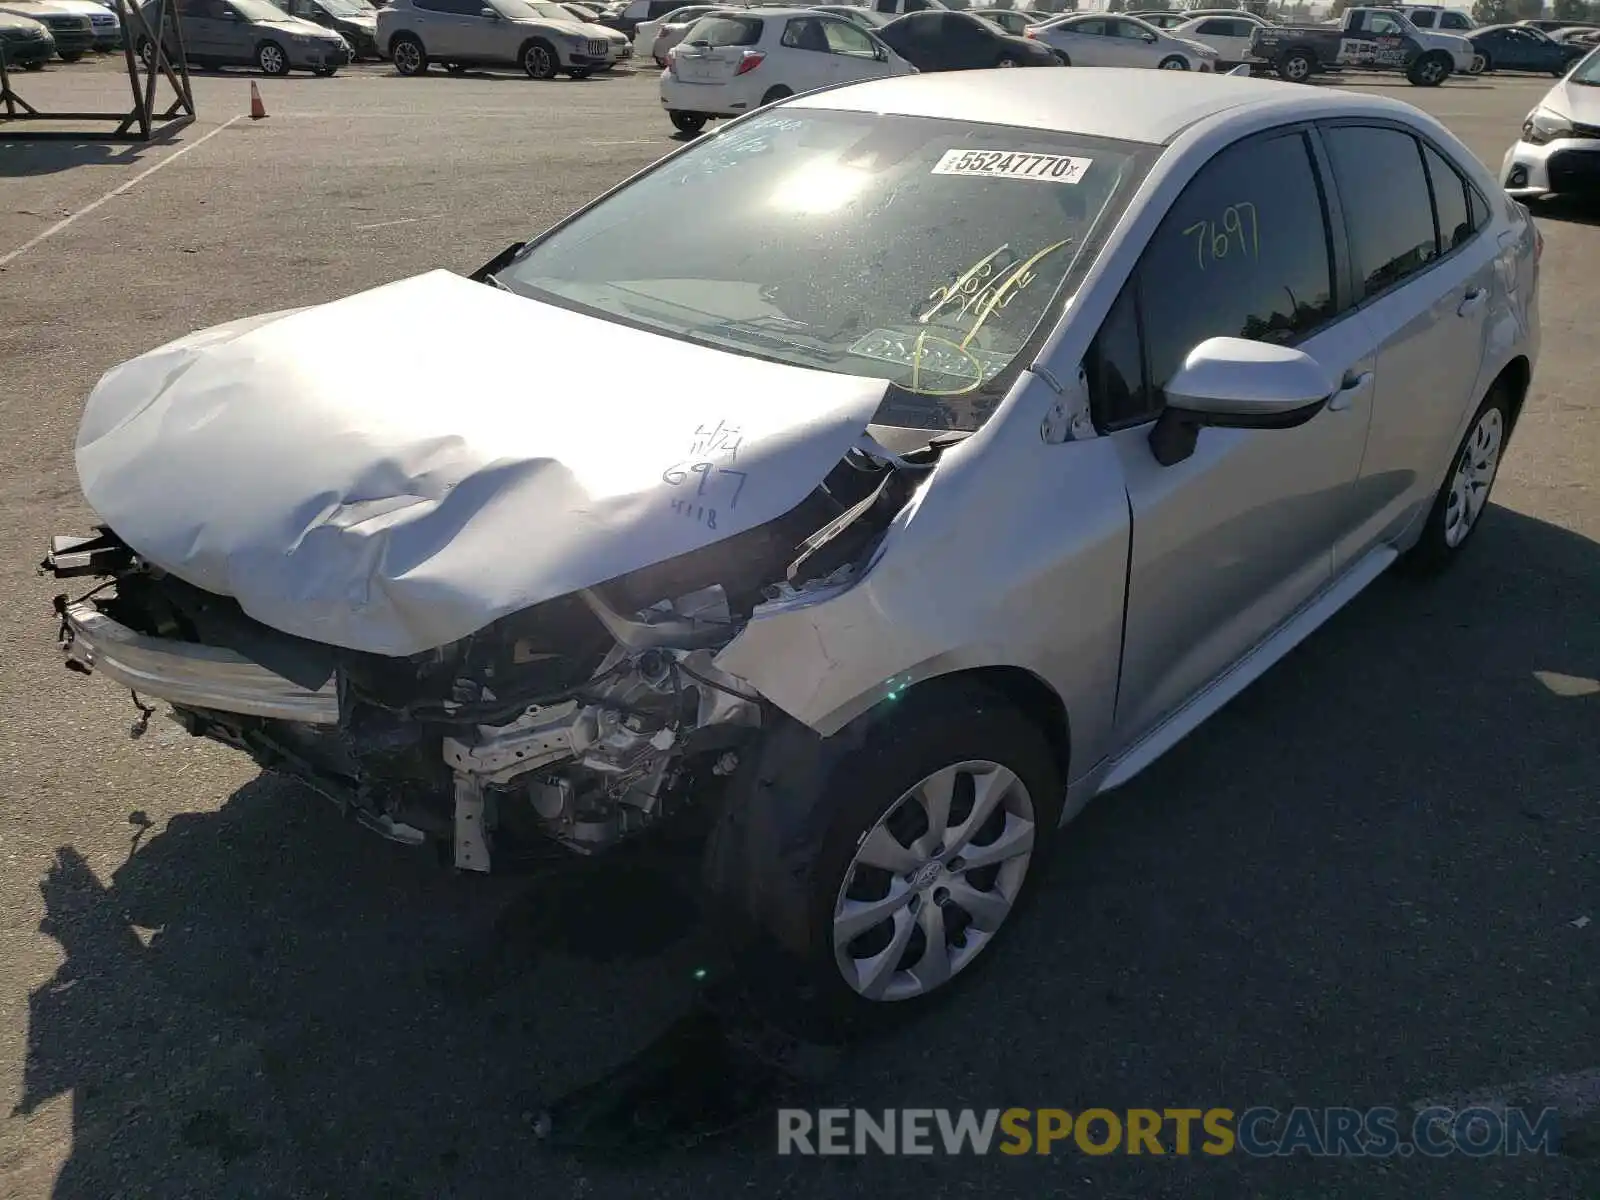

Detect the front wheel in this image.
[1468,52,1485,74]
[59,50,84,62]
[791,686,1060,1034]
[21,59,45,70]
[1406,50,1450,86]
[1402,387,1511,573]
[256,39,290,76]
[522,38,558,78]
[390,33,427,75]
[1277,47,1313,82]
[1158,54,1189,69]
[668,109,705,134]
[996,54,1018,67]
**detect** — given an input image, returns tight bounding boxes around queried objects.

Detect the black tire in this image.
[1406,50,1450,86]
[712,682,1063,1038]
[1277,47,1313,82]
[668,109,705,133]
[1157,54,1189,69]
[59,50,84,62]
[522,38,558,78]
[21,59,45,70]
[256,39,290,75]
[312,64,337,76]
[1401,385,1512,575]
[1054,49,1070,65]
[567,64,590,78]
[995,52,1020,66]
[1477,52,1492,72]
[136,36,153,66]
[758,84,792,105]
[389,32,427,75]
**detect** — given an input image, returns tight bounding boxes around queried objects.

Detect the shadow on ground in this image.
[15,505,1600,1199]
[0,129,186,176]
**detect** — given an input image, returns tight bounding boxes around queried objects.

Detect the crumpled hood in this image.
[75,271,888,657]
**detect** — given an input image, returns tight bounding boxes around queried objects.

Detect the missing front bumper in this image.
[54,598,340,725]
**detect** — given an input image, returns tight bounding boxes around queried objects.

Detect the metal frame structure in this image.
[0,0,195,141]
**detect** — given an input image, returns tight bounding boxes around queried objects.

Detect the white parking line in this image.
[0,116,240,270]
[353,215,438,230]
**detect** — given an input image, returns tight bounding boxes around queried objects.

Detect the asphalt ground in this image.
[1,56,1597,1199]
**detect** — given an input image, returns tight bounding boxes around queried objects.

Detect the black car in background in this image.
[1471,23,1586,74]
[877,8,1058,68]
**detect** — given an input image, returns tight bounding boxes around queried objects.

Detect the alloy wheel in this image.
[832,760,1037,1002]
[259,43,285,73]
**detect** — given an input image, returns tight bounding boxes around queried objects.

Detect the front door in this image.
[779,15,842,88]
[1086,127,1379,741]
[819,14,891,80]
[1317,122,1501,567]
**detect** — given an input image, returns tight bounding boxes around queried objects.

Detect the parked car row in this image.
[0,0,104,65]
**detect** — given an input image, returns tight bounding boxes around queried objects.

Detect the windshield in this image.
[320,0,373,13]
[500,109,1153,432]
[1571,44,1600,81]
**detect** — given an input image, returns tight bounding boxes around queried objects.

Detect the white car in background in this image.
[633,1,721,56]
[660,8,913,134]
[1502,45,1600,197]
[1170,11,1268,67]
[651,3,736,63]
[1028,12,1218,70]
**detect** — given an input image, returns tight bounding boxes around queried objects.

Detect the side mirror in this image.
[1147,337,1335,467]
[874,42,887,59]
[1142,30,1155,41]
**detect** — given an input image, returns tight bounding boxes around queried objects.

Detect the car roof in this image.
[791,69,1427,145]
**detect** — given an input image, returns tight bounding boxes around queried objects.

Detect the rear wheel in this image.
[390,33,427,75]
[1406,50,1450,86]
[1476,51,1493,72]
[668,109,705,133]
[759,84,792,105]
[22,59,45,70]
[1402,386,1511,573]
[59,49,84,62]
[1277,47,1313,82]
[1158,54,1188,69]
[312,64,337,76]
[996,53,1019,66]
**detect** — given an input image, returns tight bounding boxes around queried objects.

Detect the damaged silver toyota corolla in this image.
[44,70,1537,1022]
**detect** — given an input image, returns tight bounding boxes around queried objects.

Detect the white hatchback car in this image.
[1028,11,1218,69]
[659,7,913,134]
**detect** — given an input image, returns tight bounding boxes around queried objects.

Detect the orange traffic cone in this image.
[249,81,267,120]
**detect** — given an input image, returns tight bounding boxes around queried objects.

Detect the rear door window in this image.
[1322,125,1440,301]
[1421,142,1473,252]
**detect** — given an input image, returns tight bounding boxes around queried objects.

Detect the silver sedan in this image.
[46,69,1539,1033]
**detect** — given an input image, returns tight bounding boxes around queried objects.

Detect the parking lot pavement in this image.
[2,64,1597,1199]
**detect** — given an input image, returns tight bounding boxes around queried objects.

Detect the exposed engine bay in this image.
[48,433,952,871]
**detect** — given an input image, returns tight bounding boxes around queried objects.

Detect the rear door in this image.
[1318,121,1500,566]
[411,0,474,55]
[1090,127,1377,740]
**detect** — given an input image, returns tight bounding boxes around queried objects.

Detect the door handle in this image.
[1458,286,1487,316]
[1326,369,1372,412]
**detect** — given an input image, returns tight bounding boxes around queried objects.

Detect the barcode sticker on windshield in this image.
[932,149,1093,184]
